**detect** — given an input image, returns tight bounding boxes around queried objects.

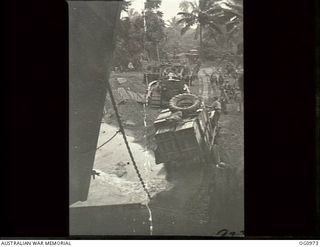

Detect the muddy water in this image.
[71,123,172,207]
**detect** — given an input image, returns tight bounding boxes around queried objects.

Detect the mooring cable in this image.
[96,129,121,150]
[142,72,154,235]
[105,78,151,201]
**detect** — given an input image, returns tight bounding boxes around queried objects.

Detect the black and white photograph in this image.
[2,0,319,241]
[69,0,243,236]
[0,0,320,241]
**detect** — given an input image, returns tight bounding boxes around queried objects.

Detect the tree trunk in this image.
[156,43,160,63]
[199,24,203,52]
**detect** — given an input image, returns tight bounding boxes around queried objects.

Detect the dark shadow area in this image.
[69,1,122,204]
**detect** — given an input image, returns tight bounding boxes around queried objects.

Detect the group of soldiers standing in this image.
[209,64,243,114]
[207,64,243,169]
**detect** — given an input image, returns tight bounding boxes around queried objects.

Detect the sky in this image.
[127,0,183,21]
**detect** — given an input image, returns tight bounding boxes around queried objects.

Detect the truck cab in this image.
[146,65,190,108]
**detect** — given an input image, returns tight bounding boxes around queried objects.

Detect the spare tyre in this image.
[169,93,201,114]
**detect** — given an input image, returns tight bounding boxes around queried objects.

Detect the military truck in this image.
[168,63,191,82]
[143,64,164,85]
[186,49,200,65]
[146,64,190,108]
[146,77,187,108]
[153,93,218,176]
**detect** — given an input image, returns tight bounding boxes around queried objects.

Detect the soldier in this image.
[128,61,134,71]
[220,89,229,114]
[209,97,222,127]
[218,73,224,88]
[210,71,217,90]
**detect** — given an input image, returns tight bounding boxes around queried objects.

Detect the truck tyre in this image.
[169,93,201,114]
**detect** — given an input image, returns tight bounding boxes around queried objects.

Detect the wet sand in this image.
[71,123,172,207]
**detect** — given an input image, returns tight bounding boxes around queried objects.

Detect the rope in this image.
[145,203,153,235]
[96,129,121,150]
[81,129,120,154]
[105,79,152,200]
[142,72,154,235]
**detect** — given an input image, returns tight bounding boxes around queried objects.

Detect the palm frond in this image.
[156,11,163,17]
[223,8,243,18]
[208,22,223,35]
[177,13,197,26]
[180,23,193,35]
[226,25,239,39]
[221,2,243,17]
[224,2,243,12]
[179,1,191,11]
[177,11,194,17]
[189,1,196,11]
[204,6,222,15]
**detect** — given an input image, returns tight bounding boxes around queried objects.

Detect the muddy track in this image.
[182,67,243,234]
[181,67,217,227]
[184,163,214,225]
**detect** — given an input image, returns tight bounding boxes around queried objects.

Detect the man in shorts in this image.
[209,96,222,127]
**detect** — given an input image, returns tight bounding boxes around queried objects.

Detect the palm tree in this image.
[206,0,243,54]
[127,8,140,19]
[223,0,243,47]
[143,0,165,62]
[167,16,182,31]
[177,0,223,51]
